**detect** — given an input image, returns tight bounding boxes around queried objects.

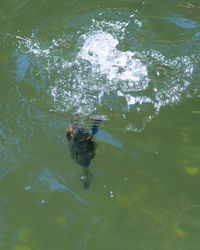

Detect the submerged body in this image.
[66,115,101,188]
[66,127,96,167]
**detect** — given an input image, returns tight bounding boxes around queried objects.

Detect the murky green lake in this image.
[1,0,200,249]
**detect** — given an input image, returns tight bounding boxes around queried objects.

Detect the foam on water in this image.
[14,11,196,131]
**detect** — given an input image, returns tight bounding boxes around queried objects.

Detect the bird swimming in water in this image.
[66,114,102,189]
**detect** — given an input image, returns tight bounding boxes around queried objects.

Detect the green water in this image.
[1,0,200,249]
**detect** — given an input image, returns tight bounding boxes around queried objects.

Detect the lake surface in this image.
[1,0,200,249]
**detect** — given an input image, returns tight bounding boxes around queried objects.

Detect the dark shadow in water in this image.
[66,114,101,189]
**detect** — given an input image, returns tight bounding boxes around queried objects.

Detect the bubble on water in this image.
[24,185,31,191]
[38,199,47,206]
[110,191,114,198]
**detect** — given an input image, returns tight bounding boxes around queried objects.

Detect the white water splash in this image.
[78,31,149,90]
[14,12,195,131]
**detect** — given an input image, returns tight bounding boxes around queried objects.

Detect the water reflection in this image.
[29,167,90,204]
[164,16,198,29]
